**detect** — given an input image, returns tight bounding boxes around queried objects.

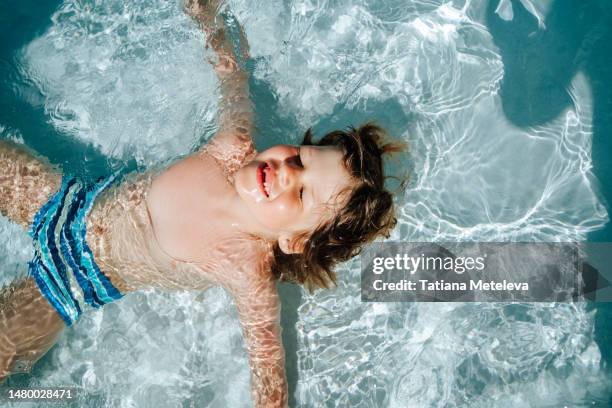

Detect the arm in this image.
[225,267,288,408]
[186,1,254,157]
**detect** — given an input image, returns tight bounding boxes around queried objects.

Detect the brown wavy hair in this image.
[271,123,405,292]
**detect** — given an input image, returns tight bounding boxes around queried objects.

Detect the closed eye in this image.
[299,187,304,201]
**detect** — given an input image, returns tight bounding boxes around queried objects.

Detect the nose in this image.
[278,157,303,190]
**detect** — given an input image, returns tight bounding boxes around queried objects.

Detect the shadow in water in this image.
[485,0,612,392]
[249,70,304,149]
[485,0,612,241]
[0,0,124,180]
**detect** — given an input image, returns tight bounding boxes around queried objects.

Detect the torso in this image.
[85,141,272,293]
[147,151,238,264]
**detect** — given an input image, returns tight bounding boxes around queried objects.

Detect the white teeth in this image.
[263,181,270,196]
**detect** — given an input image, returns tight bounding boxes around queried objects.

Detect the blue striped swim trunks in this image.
[28,173,124,326]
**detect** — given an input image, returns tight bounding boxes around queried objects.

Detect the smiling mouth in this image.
[257,162,271,198]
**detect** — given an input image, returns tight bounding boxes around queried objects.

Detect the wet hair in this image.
[270,123,405,292]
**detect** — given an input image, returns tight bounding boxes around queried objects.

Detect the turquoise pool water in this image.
[1,0,611,407]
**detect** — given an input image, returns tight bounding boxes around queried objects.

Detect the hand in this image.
[186,0,249,77]
[184,0,225,32]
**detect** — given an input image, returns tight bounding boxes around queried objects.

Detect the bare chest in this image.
[145,152,237,266]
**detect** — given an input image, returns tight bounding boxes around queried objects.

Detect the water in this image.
[1,0,611,407]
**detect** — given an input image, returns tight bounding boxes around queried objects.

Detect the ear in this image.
[278,232,306,255]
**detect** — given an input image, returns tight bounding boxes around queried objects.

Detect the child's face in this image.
[234,144,354,242]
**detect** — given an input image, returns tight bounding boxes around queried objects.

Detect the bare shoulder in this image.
[201,129,256,182]
[214,237,276,298]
